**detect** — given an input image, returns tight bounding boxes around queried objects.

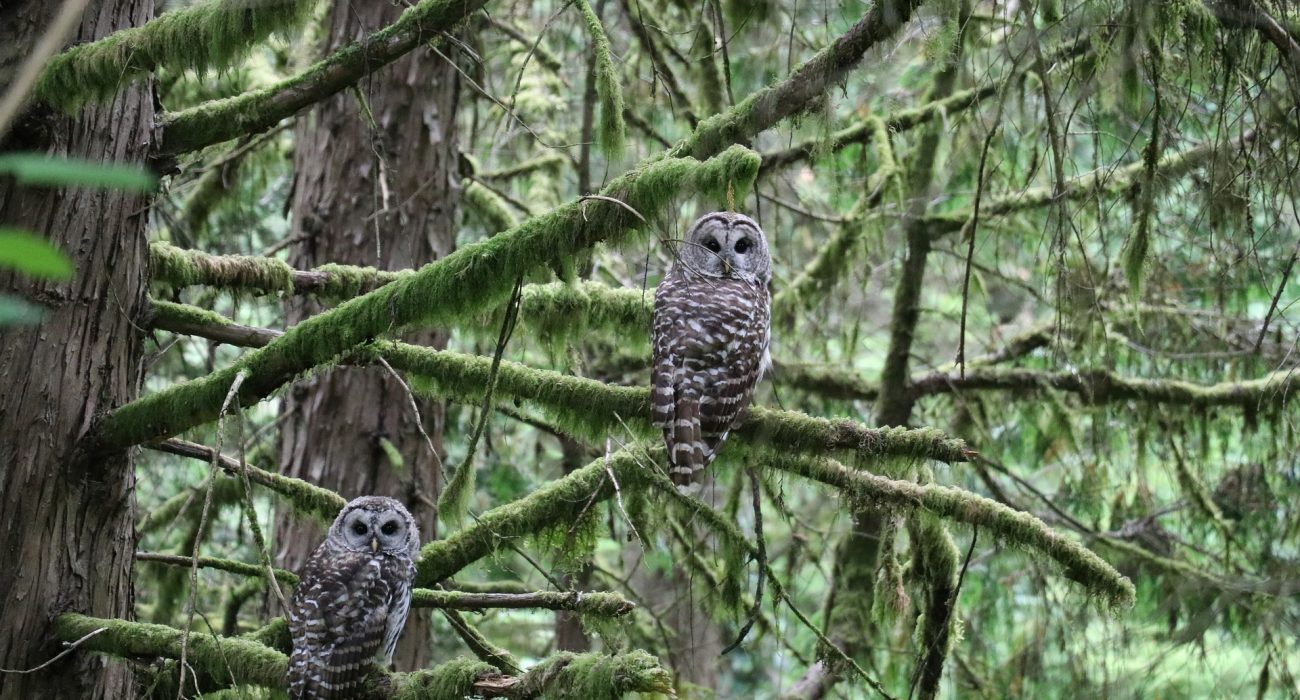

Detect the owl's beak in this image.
[370,536,380,552]
[722,259,734,275]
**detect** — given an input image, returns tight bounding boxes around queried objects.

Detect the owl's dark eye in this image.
[352,522,368,536]
[734,238,751,254]
[381,521,399,536]
[704,238,722,253]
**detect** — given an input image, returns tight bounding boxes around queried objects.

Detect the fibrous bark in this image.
[0,2,154,697]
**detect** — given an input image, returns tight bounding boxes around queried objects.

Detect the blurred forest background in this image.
[1,0,1298,698]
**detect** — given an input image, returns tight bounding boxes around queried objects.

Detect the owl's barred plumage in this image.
[652,212,772,492]
[288,496,419,699]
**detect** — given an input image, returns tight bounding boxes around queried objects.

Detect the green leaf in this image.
[0,153,156,192]
[0,295,44,326]
[0,228,73,280]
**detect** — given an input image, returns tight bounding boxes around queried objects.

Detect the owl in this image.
[652,212,772,493]
[287,496,420,699]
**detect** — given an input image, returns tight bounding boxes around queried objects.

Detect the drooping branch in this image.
[906,366,1300,409]
[920,128,1259,239]
[766,452,1135,608]
[157,0,493,155]
[35,0,317,111]
[90,145,761,454]
[667,0,928,161]
[757,33,1095,174]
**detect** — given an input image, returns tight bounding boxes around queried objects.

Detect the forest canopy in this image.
[0,0,1298,698]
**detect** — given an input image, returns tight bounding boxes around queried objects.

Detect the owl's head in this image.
[330,496,420,558]
[677,212,770,284]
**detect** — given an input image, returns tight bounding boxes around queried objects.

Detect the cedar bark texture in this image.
[272,0,460,672]
[0,1,155,697]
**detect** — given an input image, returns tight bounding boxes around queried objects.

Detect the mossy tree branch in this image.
[35,0,317,112]
[667,0,928,161]
[757,33,1095,174]
[766,452,1135,608]
[157,0,493,155]
[920,128,1258,240]
[143,301,975,465]
[133,552,636,615]
[148,437,346,523]
[54,614,670,698]
[90,146,761,454]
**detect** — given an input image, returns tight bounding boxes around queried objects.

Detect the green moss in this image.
[907,515,959,699]
[99,147,759,453]
[576,0,627,157]
[768,453,1136,609]
[159,0,491,154]
[55,614,287,689]
[416,449,652,586]
[35,0,317,112]
[463,180,520,233]
[151,241,294,295]
[389,657,497,700]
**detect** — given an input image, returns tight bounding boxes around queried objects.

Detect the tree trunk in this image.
[0,2,155,698]
[272,1,460,672]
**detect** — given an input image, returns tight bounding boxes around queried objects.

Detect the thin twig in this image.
[177,369,246,698]
[0,627,107,674]
[720,466,767,655]
[377,355,450,489]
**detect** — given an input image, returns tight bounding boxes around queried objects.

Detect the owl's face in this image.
[329,496,419,558]
[677,212,770,285]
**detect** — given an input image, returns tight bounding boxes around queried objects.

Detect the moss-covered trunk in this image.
[271,0,460,672]
[0,2,155,697]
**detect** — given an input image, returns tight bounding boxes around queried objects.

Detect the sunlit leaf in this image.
[0,228,73,280]
[0,153,156,192]
[0,295,44,326]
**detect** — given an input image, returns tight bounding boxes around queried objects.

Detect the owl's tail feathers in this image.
[667,395,707,494]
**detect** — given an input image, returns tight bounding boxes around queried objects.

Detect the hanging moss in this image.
[518,281,653,345]
[35,0,318,112]
[1122,38,1164,296]
[907,514,960,700]
[669,0,926,162]
[576,0,627,157]
[415,449,651,586]
[409,589,635,617]
[94,146,759,453]
[765,453,1136,609]
[384,343,973,467]
[463,180,520,233]
[312,264,407,300]
[158,0,492,154]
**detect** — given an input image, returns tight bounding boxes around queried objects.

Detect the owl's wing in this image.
[288,547,397,699]
[698,281,771,458]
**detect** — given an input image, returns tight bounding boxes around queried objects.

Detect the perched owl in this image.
[287,496,420,699]
[652,212,772,492]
